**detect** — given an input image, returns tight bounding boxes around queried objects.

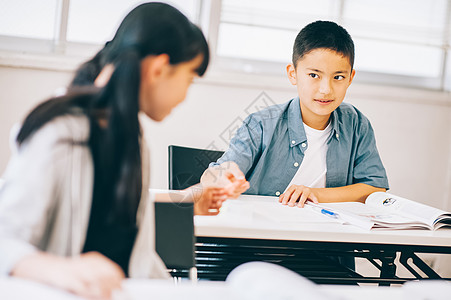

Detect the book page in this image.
[305,202,374,230]
[317,202,420,229]
[365,192,450,227]
[250,202,343,224]
[213,198,342,224]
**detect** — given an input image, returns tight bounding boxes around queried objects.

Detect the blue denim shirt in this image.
[213,98,389,196]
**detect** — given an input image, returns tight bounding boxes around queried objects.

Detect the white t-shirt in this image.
[285,122,332,191]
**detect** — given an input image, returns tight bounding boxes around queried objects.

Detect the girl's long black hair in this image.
[16,2,209,224]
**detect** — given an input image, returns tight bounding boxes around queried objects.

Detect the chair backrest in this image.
[168,145,224,190]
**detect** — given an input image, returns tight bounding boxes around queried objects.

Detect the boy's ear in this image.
[348,69,356,86]
[286,63,297,85]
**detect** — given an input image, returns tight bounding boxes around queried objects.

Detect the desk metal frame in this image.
[187,237,451,286]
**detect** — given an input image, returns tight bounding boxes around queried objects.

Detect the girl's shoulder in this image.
[21,113,91,150]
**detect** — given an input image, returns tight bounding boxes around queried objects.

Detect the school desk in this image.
[192,194,451,285]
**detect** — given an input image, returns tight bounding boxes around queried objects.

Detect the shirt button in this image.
[294,162,299,167]
[291,140,296,144]
[301,143,306,148]
[275,191,281,196]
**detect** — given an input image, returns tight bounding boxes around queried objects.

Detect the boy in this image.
[202,20,389,207]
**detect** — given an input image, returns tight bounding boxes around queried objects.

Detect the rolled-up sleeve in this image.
[353,118,389,189]
[211,115,263,177]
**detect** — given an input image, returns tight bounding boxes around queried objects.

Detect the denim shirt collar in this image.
[287,97,307,148]
[329,105,340,142]
[287,97,340,148]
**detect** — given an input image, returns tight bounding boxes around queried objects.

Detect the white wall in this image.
[1,65,451,212]
[0,66,73,167]
[142,75,451,212]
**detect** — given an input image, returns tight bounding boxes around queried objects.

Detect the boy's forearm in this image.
[315,183,386,203]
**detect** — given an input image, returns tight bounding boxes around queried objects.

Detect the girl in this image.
[0,2,247,299]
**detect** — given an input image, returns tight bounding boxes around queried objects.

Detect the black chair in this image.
[156,145,224,280]
[168,145,224,190]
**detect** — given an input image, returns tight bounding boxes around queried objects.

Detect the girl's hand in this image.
[187,184,228,215]
[11,251,124,299]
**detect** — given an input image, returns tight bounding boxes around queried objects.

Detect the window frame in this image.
[206,0,451,92]
[0,0,450,92]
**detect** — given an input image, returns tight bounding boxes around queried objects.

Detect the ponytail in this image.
[90,49,142,224]
[71,42,110,87]
[18,2,210,225]
[18,50,143,224]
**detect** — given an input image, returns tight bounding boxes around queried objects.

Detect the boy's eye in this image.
[309,73,319,79]
[334,75,345,80]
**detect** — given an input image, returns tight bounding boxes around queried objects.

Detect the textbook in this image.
[307,192,451,231]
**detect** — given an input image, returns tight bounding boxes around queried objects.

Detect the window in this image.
[0,0,200,55]
[214,0,451,90]
[0,0,59,53]
[0,0,450,91]
[66,0,199,44]
[0,0,58,40]
[217,0,338,63]
[343,0,448,88]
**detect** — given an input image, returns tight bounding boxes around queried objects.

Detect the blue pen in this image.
[306,203,339,219]
[320,208,338,218]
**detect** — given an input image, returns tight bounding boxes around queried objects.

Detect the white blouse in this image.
[0,114,169,279]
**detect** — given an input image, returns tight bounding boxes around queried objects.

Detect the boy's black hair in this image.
[292,20,354,70]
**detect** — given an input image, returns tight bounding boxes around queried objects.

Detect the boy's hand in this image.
[12,251,124,299]
[279,185,319,208]
[201,161,250,199]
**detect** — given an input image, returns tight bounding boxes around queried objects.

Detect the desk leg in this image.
[379,251,397,286]
[399,251,441,279]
